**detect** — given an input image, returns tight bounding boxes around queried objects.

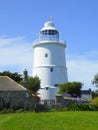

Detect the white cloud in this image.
[0,36,33,74]
[0,36,24,47]
[67,53,98,90]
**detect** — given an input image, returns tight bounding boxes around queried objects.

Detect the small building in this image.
[81,89,92,100]
[0,76,36,110]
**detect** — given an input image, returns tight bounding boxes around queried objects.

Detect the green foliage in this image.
[67,102,96,111]
[59,82,82,97]
[91,96,98,109]
[92,90,98,98]
[34,104,47,112]
[0,108,14,114]
[92,73,98,87]
[0,71,22,83]
[27,76,41,94]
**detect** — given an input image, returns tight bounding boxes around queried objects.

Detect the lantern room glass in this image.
[40,30,59,41]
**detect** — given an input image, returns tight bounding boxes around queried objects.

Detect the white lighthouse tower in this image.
[33,18,68,100]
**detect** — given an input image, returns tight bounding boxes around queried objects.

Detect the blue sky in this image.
[0,0,98,90]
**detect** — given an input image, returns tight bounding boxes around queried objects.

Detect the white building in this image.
[32,19,68,100]
[81,89,92,100]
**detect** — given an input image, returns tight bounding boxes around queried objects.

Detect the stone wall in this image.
[55,94,77,109]
[0,91,37,110]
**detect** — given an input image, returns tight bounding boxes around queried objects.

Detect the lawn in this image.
[0,111,98,130]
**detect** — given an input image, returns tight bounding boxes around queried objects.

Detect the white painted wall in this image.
[33,41,66,67]
[32,21,68,100]
[81,94,92,100]
[33,41,67,87]
[38,87,59,100]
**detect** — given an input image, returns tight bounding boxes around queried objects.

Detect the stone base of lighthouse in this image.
[38,87,59,100]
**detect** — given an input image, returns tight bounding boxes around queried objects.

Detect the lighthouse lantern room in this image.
[33,18,68,100]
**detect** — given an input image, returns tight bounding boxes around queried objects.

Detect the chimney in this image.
[23,69,28,88]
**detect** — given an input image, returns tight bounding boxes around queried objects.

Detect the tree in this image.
[92,90,98,99]
[91,96,98,110]
[92,74,98,87]
[27,76,41,94]
[0,71,22,83]
[59,82,82,97]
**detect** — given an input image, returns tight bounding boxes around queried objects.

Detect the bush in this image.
[0,108,14,114]
[91,96,98,110]
[15,109,24,113]
[67,102,96,111]
[34,104,47,112]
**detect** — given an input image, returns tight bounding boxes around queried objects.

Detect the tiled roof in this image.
[0,76,27,91]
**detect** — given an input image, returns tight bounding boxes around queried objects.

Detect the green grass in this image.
[0,111,98,130]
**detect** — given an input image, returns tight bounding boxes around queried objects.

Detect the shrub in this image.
[34,104,47,112]
[15,109,24,113]
[67,102,96,111]
[0,108,14,114]
[91,96,98,110]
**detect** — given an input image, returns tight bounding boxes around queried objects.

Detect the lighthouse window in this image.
[54,84,59,87]
[46,87,48,90]
[48,30,51,35]
[45,30,47,35]
[50,68,53,72]
[45,53,48,57]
